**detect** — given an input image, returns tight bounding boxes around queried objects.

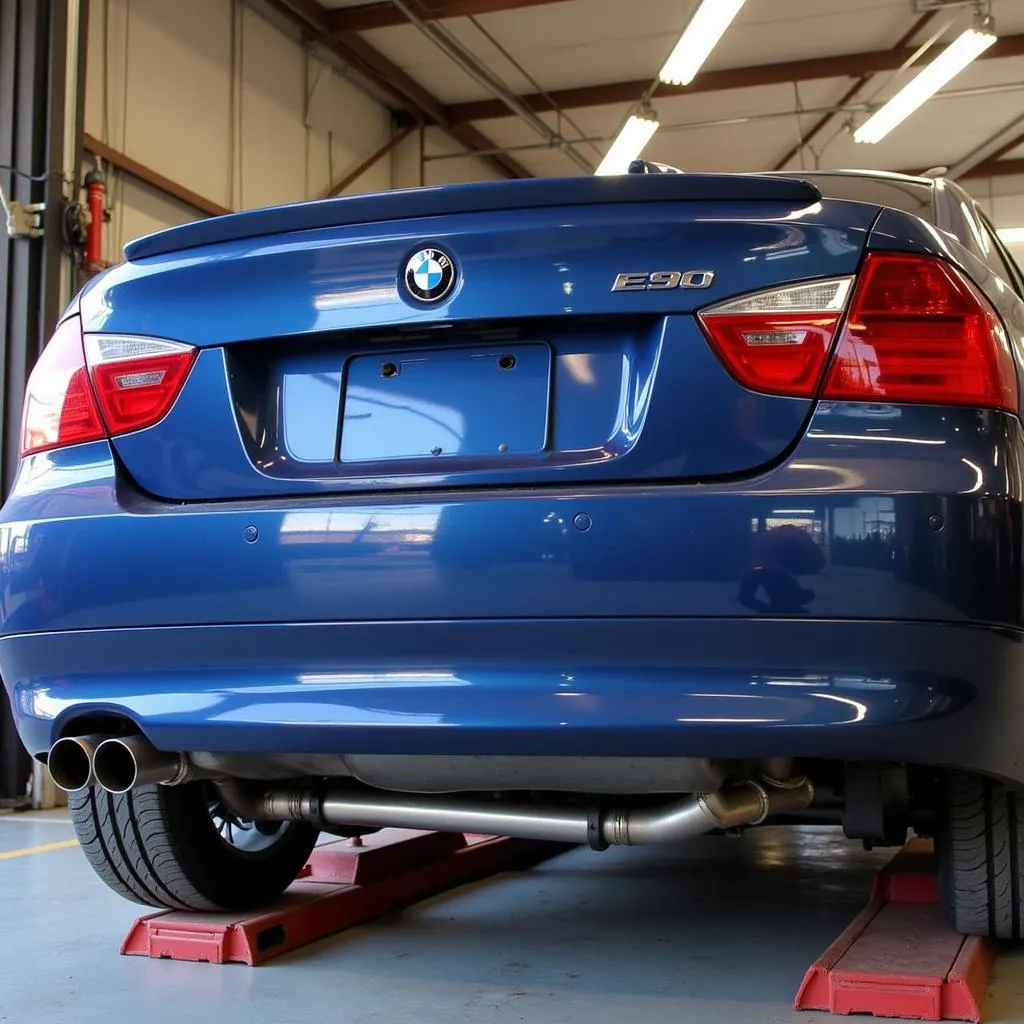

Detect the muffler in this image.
[246,774,814,848]
[92,735,199,794]
[47,735,110,793]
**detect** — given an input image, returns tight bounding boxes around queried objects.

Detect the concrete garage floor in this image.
[2,812,1024,1024]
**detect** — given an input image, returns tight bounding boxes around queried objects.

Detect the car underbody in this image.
[48,734,933,850]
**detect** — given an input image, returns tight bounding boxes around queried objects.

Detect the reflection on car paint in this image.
[0,402,1019,637]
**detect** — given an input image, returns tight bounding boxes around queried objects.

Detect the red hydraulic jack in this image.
[121,829,569,966]
[795,838,997,1022]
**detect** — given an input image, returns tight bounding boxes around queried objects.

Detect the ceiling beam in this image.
[328,0,570,34]
[83,133,231,217]
[338,28,534,177]
[322,125,416,197]
[960,141,1024,181]
[772,10,938,171]
[444,32,1024,124]
[949,127,1024,180]
[892,157,1024,180]
[267,0,532,178]
[982,131,1024,166]
[967,156,1024,179]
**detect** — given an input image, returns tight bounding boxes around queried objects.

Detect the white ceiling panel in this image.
[317,0,1024,199]
[356,0,926,104]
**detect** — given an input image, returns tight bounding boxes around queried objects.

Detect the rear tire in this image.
[68,782,318,911]
[938,772,1024,938]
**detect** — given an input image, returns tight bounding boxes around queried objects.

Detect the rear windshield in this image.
[793,173,936,223]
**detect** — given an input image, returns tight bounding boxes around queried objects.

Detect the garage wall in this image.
[392,129,505,190]
[77,1,1024,271]
[83,0,499,262]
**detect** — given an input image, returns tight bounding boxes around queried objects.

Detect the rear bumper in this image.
[2,403,1024,783]
[1,404,1023,634]
[5,617,1024,785]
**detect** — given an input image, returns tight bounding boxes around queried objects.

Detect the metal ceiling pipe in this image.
[389,0,594,174]
[945,110,1024,180]
[424,79,1024,162]
[47,735,111,792]
[252,775,814,848]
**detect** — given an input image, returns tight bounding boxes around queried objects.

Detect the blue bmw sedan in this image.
[2,168,1023,936]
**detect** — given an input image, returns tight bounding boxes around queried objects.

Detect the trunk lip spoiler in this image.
[124,174,823,263]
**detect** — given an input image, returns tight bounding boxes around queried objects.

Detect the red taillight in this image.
[19,325,196,458]
[20,317,106,456]
[698,254,1017,413]
[698,277,853,398]
[86,336,196,435]
[822,252,1017,412]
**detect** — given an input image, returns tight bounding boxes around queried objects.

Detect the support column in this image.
[0,0,87,805]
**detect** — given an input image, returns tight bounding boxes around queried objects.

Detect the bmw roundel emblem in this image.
[404,247,456,303]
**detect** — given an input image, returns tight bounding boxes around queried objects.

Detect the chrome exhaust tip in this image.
[93,735,189,794]
[48,735,108,792]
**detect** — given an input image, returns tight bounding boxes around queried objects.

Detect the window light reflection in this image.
[297,671,465,687]
[809,692,868,723]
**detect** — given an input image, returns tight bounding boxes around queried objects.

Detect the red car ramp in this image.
[121,829,566,966]
[122,830,995,1022]
[795,838,996,1022]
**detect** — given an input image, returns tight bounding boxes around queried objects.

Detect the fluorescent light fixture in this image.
[998,228,1024,244]
[659,0,747,86]
[854,26,997,144]
[595,114,660,176]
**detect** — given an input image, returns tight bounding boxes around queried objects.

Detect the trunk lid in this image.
[78,176,879,501]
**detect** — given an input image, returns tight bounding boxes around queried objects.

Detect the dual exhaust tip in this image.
[47,734,188,794]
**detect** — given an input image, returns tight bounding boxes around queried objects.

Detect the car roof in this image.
[777,168,936,187]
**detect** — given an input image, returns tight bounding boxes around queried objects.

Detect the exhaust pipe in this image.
[92,735,197,794]
[247,774,814,848]
[47,735,111,792]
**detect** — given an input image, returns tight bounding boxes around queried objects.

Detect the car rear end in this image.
[3,171,1024,931]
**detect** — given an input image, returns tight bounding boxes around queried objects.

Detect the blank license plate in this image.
[340,343,551,462]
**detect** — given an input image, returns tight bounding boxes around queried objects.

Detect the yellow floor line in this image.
[0,817,73,826]
[0,838,79,860]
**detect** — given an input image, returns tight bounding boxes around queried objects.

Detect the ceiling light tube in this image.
[854,26,997,144]
[659,0,748,86]
[997,228,1024,244]
[595,114,660,176]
